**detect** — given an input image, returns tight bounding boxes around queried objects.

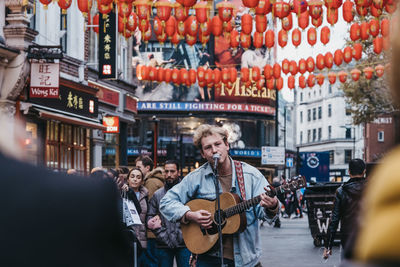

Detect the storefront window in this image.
[102,133,119,168]
[25,122,39,165]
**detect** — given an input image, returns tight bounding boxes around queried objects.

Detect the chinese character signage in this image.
[99,11,116,79]
[29,86,98,118]
[103,116,119,133]
[30,62,60,98]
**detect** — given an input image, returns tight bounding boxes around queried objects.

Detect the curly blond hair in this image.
[193,124,228,149]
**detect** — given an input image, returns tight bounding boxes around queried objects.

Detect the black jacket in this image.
[326,178,367,250]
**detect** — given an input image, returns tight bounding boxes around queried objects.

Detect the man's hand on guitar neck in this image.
[260,187,279,210]
[184,210,213,229]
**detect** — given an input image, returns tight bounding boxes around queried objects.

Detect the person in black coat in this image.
[0,152,132,267]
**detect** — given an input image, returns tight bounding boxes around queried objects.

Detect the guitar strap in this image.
[233,160,246,200]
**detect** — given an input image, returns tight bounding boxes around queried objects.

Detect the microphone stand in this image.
[213,159,224,267]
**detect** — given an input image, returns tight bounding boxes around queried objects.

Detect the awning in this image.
[38,109,106,130]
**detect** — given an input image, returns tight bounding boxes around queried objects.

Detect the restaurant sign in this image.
[30,62,59,98]
[99,10,117,79]
[103,116,119,133]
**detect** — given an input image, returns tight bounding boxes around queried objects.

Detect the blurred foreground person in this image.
[0,115,131,266]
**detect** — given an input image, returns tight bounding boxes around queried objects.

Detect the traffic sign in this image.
[286,157,294,167]
[261,146,285,165]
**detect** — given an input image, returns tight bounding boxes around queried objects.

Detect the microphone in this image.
[213,153,221,170]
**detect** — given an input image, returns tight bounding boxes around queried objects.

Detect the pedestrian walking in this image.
[147,160,191,267]
[160,124,279,267]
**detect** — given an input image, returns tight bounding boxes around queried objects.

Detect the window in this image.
[345,149,352,163]
[313,129,316,142]
[318,106,322,119]
[307,130,311,143]
[378,131,384,142]
[318,128,322,141]
[319,89,322,96]
[300,111,303,123]
[345,104,352,116]
[313,108,316,120]
[328,104,332,117]
[60,13,68,52]
[328,126,332,139]
[300,131,303,144]
[328,84,332,94]
[345,128,351,139]
[329,150,334,164]
[307,109,311,121]
[300,92,303,102]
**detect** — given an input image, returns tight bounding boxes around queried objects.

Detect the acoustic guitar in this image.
[181,176,307,254]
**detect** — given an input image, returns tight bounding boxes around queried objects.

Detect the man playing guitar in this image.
[160,124,279,267]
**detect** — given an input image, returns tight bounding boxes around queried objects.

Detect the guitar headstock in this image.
[270,175,307,196]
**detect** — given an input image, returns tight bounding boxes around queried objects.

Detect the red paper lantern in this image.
[39,0,52,9]
[334,49,343,66]
[351,68,361,81]
[98,3,113,15]
[126,12,138,32]
[385,2,396,13]
[306,57,315,72]
[276,77,284,90]
[342,0,354,23]
[316,54,325,70]
[373,37,383,54]
[136,65,143,80]
[230,29,240,48]
[221,68,230,84]
[360,21,370,40]
[256,15,268,33]
[293,0,308,15]
[355,0,372,7]
[240,33,251,49]
[157,31,168,44]
[356,5,369,16]
[197,66,205,82]
[186,34,197,46]
[372,0,387,9]
[252,67,261,81]
[143,28,152,43]
[241,68,250,82]
[289,60,298,75]
[154,0,172,24]
[194,1,210,24]
[58,0,72,13]
[299,75,306,88]
[273,1,291,18]
[211,16,223,36]
[370,5,383,17]
[278,30,288,48]
[312,17,323,28]
[350,23,361,41]
[140,65,149,80]
[381,19,389,37]
[153,17,164,36]
[352,43,363,60]
[264,64,273,79]
[156,68,165,83]
[281,14,293,31]
[324,52,334,68]
[307,27,317,46]
[177,19,186,37]
[148,67,157,81]
[188,69,197,84]
[369,19,380,37]
[138,19,150,34]
[316,73,325,86]
[328,72,337,84]
[255,78,265,90]
[77,0,93,17]
[165,16,176,37]
[256,0,272,15]
[324,0,343,9]
[199,33,210,47]
[214,69,221,85]
[217,1,234,25]
[171,32,181,46]
[320,26,330,45]
[363,67,374,79]
[375,64,384,77]
[298,11,310,30]
[135,0,151,20]
[282,59,290,75]
[241,14,253,35]
[92,14,99,34]
[309,0,323,20]
[253,32,264,48]
[299,58,307,74]
[185,16,198,36]
[243,0,260,8]
[176,0,196,8]
[265,30,275,49]
[338,71,348,83]
[229,68,237,83]
[307,74,316,87]
[273,63,281,79]
[292,29,302,47]
[288,75,295,89]
[326,8,338,26]
[199,19,212,36]
[165,68,172,83]
[174,3,190,22]
[266,78,275,90]
[205,68,213,85]
[343,46,353,63]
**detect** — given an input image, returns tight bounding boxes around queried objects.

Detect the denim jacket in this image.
[160,158,277,267]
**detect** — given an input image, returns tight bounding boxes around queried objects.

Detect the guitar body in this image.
[181,192,247,254]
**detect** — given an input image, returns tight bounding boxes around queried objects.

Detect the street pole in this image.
[353,127,356,159]
[284,106,287,178]
[275,88,279,147]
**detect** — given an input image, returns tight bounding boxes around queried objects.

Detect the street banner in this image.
[299,152,330,182]
[30,62,59,98]
[99,10,117,79]
[261,146,285,165]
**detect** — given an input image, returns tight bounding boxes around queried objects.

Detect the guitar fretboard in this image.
[224,195,263,218]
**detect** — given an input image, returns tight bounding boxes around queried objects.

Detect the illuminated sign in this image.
[99,11,116,79]
[30,62,59,98]
[103,116,119,133]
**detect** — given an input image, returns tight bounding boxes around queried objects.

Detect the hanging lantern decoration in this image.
[352,43,363,60]
[320,26,330,45]
[307,27,317,46]
[282,59,290,75]
[214,68,222,86]
[312,17,323,27]
[273,63,281,79]
[230,29,240,48]
[256,78,266,90]
[350,23,361,41]
[385,1,396,13]
[342,0,354,23]
[135,0,152,20]
[324,52,334,68]
[276,77,284,90]
[264,64,273,79]
[251,67,261,82]
[216,1,233,26]
[278,30,288,48]
[316,73,325,86]
[256,15,268,33]
[98,2,113,14]
[324,0,343,9]
[174,3,190,22]
[334,49,343,66]
[154,17,164,36]
[289,60,298,75]
[343,46,353,63]
[188,69,197,85]
[177,21,187,38]
[148,67,157,81]
[265,30,275,49]
[299,75,306,88]
[273,1,291,18]
[356,5,369,16]
[176,0,197,8]
[211,16,223,37]
[355,0,372,7]
[224,19,234,34]
[199,18,212,36]
[299,58,307,74]
[326,8,339,26]
[58,0,73,13]
[373,36,383,54]
[197,66,206,83]
[77,0,93,17]
[241,14,253,35]
[266,78,275,90]
[298,11,310,30]
[338,71,348,83]
[221,68,230,85]
[138,19,150,35]
[316,54,325,70]
[165,16,176,38]
[292,28,302,47]
[370,5,383,17]
[293,0,308,15]
[143,28,152,43]
[363,67,374,79]
[281,14,293,31]
[140,65,150,81]
[351,68,361,81]
[229,68,238,84]
[39,0,52,9]
[375,64,384,77]
[241,68,250,83]
[205,68,213,86]
[136,65,143,80]
[243,0,260,8]
[171,32,181,47]
[199,32,210,47]
[194,1,210,24]
[186,34,197,46]
[253,32,264,48]
[307,74,316,87]
[369,19,380,37]
[381,18,389,37]
[126,12,138,32]
[118,2,133,20]
[288,75,295,89]
[157,31,168,44]
[157,68,165,83]
[92,14,99,34]
[360,21,370,40]
[181,68,190,86]
[240,33,251,49]
[171,68,180,84]
[372,0,387,8]
[164,68,172,83]
[328,72,337,84]
[185,16,198,37]
[306,56,315,72]
[256,0,272,15]
[155,0,173,27]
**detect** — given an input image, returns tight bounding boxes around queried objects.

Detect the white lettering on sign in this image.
[30,62,60,98]
[373,117,392,124]
[317,218,330,234]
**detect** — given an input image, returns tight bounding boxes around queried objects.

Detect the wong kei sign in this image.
[30,62,60,98]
